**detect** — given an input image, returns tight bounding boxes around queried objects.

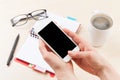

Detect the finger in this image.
[63,28,81,44]
[39,39,48,56]
[39,40,52,62]
[45,44,52,52]
[39,39,54,59]
[39,40,65,69]
[68,51,92,59]
[64,28,95,51]
[63,28,93,48]
[39,39,62,60]
[63,28,86,51]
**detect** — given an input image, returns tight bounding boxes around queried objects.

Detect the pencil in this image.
[7,34,20,66]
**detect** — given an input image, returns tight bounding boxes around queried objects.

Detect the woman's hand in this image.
[63,28,108,75]
[64,28,120,80]
[39,39,77,80]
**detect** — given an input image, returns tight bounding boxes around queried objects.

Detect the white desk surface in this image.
[0,0,120,80]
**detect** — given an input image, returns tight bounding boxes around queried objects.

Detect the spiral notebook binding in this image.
[30,28,39,39]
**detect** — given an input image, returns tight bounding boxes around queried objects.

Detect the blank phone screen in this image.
[38,21,76,58]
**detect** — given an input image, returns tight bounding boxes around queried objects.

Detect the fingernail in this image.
[68,51,72,53]
[68,51,73,55]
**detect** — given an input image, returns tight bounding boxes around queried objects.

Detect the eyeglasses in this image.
[11,9,48,27]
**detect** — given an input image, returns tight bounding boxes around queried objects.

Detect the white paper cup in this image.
[89,10,113,47]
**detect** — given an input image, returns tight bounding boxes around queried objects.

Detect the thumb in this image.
[68,51,91,59]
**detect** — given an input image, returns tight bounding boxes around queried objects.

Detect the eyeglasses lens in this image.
[31,10,47,20]
[11,15,28,26]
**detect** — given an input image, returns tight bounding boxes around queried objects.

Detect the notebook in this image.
[15,12,81,73]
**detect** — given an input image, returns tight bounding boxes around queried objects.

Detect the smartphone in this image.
[35,18,79,62]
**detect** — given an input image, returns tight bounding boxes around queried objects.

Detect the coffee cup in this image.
[89,10,113,47]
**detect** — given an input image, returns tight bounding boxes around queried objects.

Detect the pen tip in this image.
[7,63,10,67]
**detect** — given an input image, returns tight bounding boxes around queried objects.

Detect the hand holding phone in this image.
[35,18,79,62]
